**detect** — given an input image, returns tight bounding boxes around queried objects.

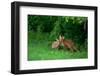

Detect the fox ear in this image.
[62,36,64,39]
[59,35,62,39]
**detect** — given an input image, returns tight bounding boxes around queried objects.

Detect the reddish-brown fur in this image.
[61,36,77,52]
[52,36,78,52]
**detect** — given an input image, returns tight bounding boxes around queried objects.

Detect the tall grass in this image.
[28,31,88,61]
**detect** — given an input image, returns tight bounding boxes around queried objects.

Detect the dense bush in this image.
[28,15,88,60]
[28,15,87,45]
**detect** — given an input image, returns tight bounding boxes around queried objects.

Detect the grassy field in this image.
[28,31,88,61]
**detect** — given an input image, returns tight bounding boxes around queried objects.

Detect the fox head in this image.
[59,35,64,42]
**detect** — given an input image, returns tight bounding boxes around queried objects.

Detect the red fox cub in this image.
[52,35,78,52]
[52,39,61,49]
[60,36,78,52]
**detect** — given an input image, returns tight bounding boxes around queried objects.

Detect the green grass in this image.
[28,31,88,61]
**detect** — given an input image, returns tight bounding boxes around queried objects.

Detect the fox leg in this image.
[65,44,73,52]
[68,46,74,52]
[72,46,78,52]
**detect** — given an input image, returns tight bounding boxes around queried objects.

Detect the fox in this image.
[60,36,78,52]
[52,36,62,49]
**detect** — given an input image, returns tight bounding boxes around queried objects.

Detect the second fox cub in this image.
[60,36,78,52]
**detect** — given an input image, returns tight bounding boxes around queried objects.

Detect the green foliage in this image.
[28,32,88,60]
[50,20,61,40]
[28,15,88,60]
[28,15,87,44]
